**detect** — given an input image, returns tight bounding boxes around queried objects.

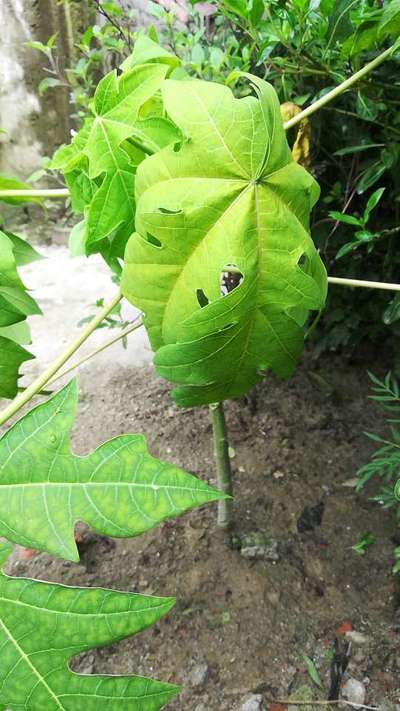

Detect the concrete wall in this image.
[0,0,91,178]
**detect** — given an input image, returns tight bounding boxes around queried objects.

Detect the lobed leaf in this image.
[122,75,327,406]
[0,232,41,398]
[51,59,180,264]
[0,379,224,561]
[0,541,179,709]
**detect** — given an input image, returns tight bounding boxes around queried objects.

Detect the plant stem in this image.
[47,317,143,386]
[284,45,396,130]
[0,189,69,199]
[328,276,400,291]
[0,291,122,428]
[209,402,233,529]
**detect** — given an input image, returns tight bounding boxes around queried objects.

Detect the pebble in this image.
[239,533,280,561]
[190,662,210,688]
[273,470,285,479]
[240,694,264,711]
[341,678,366,705]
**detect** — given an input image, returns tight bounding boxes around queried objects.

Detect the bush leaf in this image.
[0,379,224,561]
[122,75,327,406]
[0,541,179,709]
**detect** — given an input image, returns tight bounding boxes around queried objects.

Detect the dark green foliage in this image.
[357,371,400,572]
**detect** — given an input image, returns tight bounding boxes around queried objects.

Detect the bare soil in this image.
[8,354,400,710]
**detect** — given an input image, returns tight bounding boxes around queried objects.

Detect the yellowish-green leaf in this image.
[122,75,326,406]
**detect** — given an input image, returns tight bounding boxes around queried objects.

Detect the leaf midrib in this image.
[0,480,215,492]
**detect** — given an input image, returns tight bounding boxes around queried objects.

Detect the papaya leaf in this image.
[51,64,180,262]
[0,321,32,345]
[0,336,34,398]
[121,75,327,406]
[0,541,179,710]
[0,232,41,398]
[0,379,224,561]
[120,34,181,72]
[3,232,43,267]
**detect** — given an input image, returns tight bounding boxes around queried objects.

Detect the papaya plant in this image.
[0,35,399,709]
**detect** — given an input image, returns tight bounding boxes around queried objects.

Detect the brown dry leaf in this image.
[280,102,311,168]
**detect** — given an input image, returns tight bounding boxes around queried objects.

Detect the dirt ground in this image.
[3,238,400,710]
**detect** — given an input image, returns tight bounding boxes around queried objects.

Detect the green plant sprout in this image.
[357,372,400,573]
[0,36,399,707]
[351,532,375,555]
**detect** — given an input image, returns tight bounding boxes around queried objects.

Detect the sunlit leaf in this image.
[0,541,179,710]
[0,379,224,560]
[122,75,326,406]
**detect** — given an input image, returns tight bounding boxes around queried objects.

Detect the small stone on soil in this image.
[189,662,210,688]
[341,678,366,705]
[240,693,264,711]
[239,533,280,561]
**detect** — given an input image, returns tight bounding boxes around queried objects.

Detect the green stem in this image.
[47,317,143,386]
[209,401,233,529]
[0,189,70,199]
[0,291,122,428]
[283,45,396,131]
[328,276,400,291]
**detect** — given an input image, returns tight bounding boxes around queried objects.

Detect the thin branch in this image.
[328,276,400,291]
[93,0,132,51]
[283,45,396,131]
[0,189,69,199]
[47,317,143,386]
[0,291,123,428]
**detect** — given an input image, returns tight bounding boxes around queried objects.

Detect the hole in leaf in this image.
[196,289,209,308]
[157,207,182,215]
[146,233,162,248]
[220,264,244,297]
[297,253,309,272]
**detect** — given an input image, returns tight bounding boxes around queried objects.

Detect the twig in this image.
[0,291,122,427]
[284,45,397,131]
[47,317,143,386]
[328,277,400,291]
[0,189,69,199]
[93,0,132,51]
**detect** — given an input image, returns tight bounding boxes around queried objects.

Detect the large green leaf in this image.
[121,75,327,406]
[0,541,179,709]
[0,379,223,561]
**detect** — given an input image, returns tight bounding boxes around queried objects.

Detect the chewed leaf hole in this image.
[146,233,162,248]
[157,207,182,215]
[297,253,309,271]
[196,289,209,308]
[220,264,244,297]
